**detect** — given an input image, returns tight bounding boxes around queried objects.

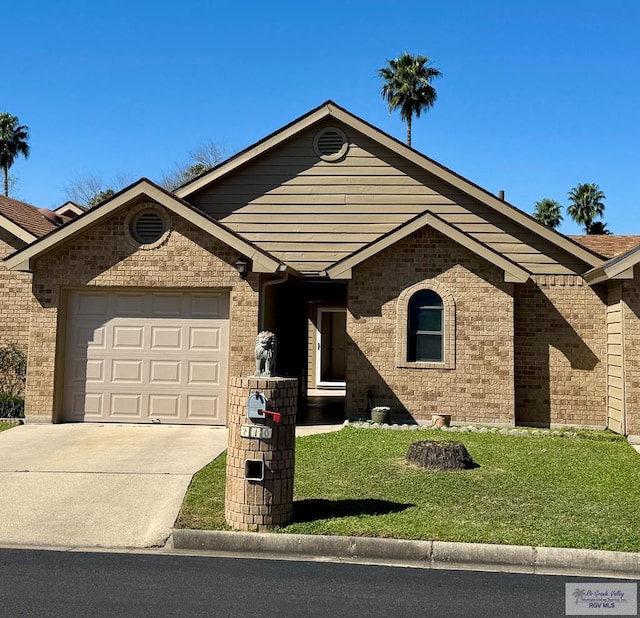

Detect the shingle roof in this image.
[569,235,640,259]
[0,195,59,238]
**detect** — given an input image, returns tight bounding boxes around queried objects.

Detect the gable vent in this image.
[132,210,166,244]
[314,127,349,161]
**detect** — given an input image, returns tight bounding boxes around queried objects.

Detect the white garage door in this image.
[63,290,229,425]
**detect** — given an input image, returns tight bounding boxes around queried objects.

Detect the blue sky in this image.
[4,1,639,235]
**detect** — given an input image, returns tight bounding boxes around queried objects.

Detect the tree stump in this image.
[406,440,477,471]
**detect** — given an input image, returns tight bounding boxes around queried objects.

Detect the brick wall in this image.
[514,276,607,428]
[0,230,32,350]
[347,227,515,425]
[623,269,640,436]
[26,199,260,422]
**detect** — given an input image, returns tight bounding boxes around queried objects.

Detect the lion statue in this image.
[255,330,277,377]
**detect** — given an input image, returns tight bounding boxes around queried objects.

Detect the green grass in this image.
[176,427,640,552]
[0,422,13,432]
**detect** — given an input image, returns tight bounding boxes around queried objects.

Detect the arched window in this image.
[407,290,444,362]
[396,280,455,369]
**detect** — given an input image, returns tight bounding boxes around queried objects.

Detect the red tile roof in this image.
[0,195,60,238]
[569,235,640,259]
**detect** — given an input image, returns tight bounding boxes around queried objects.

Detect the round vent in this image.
[314,127,349,161]
[131,210,166,244]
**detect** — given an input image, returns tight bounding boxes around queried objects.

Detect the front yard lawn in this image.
[176,426,640,552]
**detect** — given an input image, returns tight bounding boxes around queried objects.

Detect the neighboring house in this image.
[0,195,68,349]
[3,101,640,438]
[54,201,86,220]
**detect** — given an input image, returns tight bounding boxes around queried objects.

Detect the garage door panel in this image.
[63,290,229,425]
[191,294,228,318]
[186,395,221,421]
[111,360,143,383]
[75,292,109,317]
[110,394,142,417]
[76,326,106,349]
[188,361,220,385]
[151,326,182,350]
[149,360,181,384]
[71,392,103,417]
[113,326,145,349]
[149,395,180,418]
[114,293,146,316]
[85,359,105,382]
[152,293,183,317]
[189,327,222,351]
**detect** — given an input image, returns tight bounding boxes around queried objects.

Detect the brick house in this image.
[3,101,640,439]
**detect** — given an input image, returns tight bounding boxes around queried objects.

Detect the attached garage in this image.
[62,289,229,425]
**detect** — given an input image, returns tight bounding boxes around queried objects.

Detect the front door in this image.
[316,308,346,387]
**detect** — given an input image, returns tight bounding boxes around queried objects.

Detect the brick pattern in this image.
[25,199,260,422]
[225,376,297,531]
[514,276,607,427]
[0,230,32,350]
[346,227,515,425]
[623,269,640,435]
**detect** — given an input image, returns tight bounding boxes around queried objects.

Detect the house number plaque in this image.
[240,424,273,439]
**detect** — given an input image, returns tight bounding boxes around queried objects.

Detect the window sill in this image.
[396,361,454,370]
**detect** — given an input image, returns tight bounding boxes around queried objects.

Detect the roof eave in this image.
[0,213,38,244]
[4,180,283,274]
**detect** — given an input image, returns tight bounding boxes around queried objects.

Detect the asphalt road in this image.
[0,548,633,617]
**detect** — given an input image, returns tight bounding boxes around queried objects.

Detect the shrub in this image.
[0,343,27,397]
[0,393,24,418]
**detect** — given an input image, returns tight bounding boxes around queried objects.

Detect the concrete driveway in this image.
[0,423,227,549]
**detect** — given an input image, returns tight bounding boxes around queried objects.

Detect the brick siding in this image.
[514,276,607,427]
[346,227,515,425]
[623,268,640,435]
[0,230,32,351]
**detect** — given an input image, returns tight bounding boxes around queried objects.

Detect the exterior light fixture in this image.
[235,258,249,279]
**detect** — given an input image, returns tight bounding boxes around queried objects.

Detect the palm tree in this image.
[378,53,442,147]
[0,113,30,196]
[567,183,606,233]
[532,198,563,229]
[586,221,612,235]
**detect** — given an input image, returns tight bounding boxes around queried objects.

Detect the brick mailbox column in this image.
[225,376,298,531]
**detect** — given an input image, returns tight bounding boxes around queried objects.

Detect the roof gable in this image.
[175,101,603,275]
[326,211,530,283]
[4,179,283,274]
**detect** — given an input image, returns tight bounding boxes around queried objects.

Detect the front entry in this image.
[316,307,346,388]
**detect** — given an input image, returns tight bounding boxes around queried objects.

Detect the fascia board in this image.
[175,106,333,199]
[583,245,640,284]
[0,213,38,244]
[584,265,636,285]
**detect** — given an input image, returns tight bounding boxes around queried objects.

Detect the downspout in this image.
[259,269,289,331]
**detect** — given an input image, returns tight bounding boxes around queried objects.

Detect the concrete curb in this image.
[170,529,640,579]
